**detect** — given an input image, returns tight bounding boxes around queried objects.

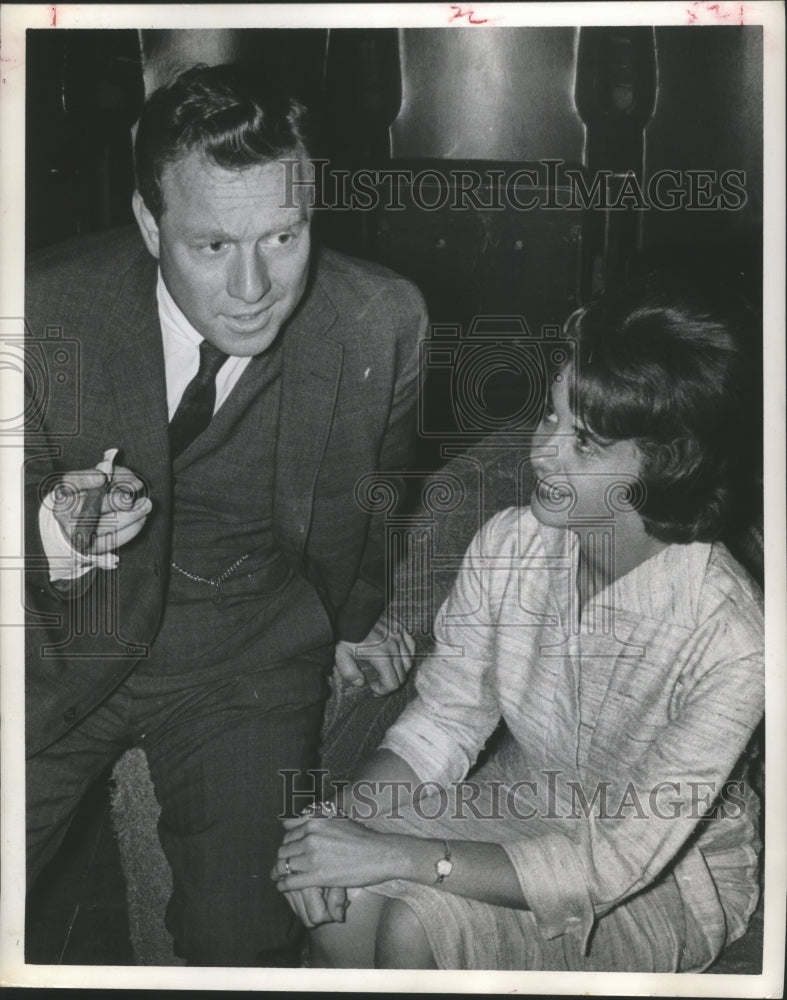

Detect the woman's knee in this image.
[308,888,383,968]
[375,898,437,969]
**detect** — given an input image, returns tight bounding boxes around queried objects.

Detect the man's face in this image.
[134,150,311,356]
[530,365,644,528]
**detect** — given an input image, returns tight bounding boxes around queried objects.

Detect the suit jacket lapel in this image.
[275,265,343,554]
[93,243,344,562]
[102,258,170,492]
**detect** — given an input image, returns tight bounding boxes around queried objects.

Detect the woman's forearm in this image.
[328,749,530,909]
[332,748,423,818]
[310,750,528,909]
[382,832,529,909]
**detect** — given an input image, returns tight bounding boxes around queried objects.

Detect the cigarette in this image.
[96,448,119,479]
[73,448,120,553]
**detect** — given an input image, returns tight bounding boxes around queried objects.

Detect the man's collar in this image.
[156,270,203,349]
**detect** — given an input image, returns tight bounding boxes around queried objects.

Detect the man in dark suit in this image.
[24,64,424,966]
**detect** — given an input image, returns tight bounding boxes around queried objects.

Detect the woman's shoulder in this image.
[475,505,555,555]
[663,540,764,659]
[699,542,764,635]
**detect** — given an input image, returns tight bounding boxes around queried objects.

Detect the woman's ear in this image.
[132,191,160,259]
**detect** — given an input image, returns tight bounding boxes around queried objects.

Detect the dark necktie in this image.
[169,340,229,460]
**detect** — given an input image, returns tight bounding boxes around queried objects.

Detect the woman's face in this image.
[530,365,645,529]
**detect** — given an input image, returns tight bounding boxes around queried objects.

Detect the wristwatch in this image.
[435,840,453,885]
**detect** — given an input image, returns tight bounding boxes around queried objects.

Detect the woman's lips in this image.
[535,476,570,501]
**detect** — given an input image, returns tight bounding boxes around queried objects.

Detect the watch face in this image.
[437,858,453,877]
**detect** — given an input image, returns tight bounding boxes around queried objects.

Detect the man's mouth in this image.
[224,304,274,332]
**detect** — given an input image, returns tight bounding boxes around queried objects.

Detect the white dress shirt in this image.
[157,270,251,419]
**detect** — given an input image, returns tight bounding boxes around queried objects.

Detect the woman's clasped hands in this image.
[271,804,397,927]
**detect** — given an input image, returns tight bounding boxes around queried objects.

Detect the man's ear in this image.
[132,191,160,259]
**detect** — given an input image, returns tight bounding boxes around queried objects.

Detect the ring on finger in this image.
[284,857,292,876]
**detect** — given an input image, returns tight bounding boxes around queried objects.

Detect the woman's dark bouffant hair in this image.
[564,272,762,544]
[134,63,311,221]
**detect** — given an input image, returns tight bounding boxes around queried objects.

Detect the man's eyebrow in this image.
[187,227,232,241]
[188,219,307,241]
[266,218,308,235]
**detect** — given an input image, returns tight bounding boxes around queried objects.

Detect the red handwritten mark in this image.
[685,1,748,24]
[50,4,57,27]
[449,5,490,25]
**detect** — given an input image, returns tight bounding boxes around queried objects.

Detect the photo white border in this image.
[1,3,784,995]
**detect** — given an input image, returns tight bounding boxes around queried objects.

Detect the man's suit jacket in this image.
[24,227,427,756]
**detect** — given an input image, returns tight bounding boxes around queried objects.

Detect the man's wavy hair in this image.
[134,63,310,221]
[563,272,761,544]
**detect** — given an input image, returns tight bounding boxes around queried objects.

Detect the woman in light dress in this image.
[272,274,764,972]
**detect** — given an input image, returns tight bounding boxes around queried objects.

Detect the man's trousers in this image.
[27,560,335,966]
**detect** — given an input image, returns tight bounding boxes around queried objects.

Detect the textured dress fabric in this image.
[363,507,764,971]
